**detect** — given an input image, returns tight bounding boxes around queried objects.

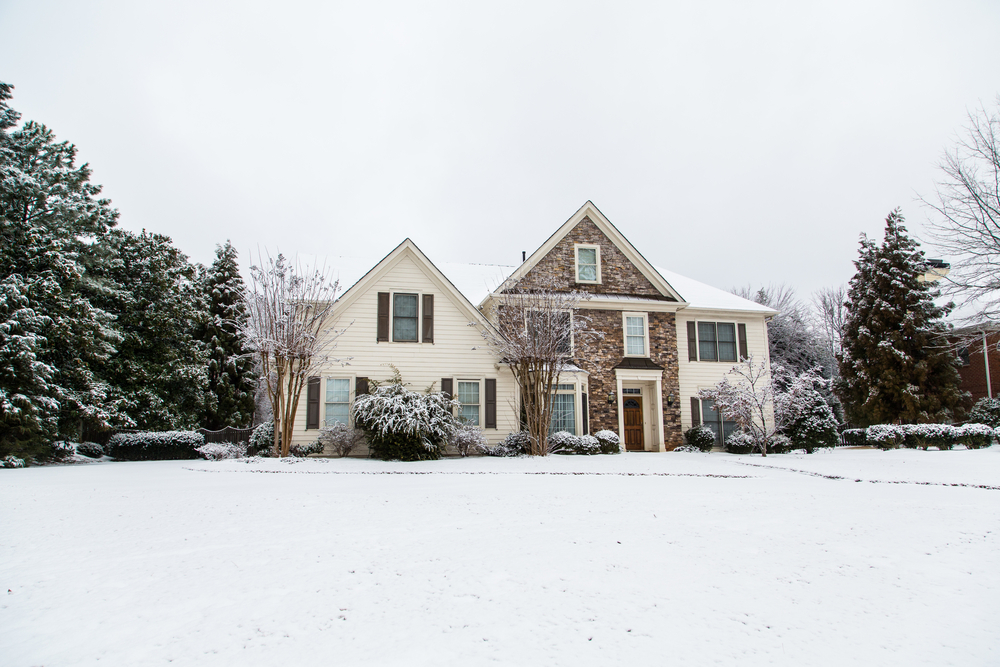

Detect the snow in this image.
[654,265,779,314]
[3,449,998,666]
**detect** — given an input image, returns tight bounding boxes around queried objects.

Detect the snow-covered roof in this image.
[653,266,778,315]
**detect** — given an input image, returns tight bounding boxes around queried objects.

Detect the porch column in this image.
[616,376,624,442]
[654,377,665,452]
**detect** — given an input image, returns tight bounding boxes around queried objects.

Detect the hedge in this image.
[106,431,205,461]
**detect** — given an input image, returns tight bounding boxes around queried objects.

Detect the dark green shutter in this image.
[485,378,496,428]
[306,377,321,429]
[690,397,701,427]
[738,323,748,360]
[422,294,434,343]
[687,321,698,361]
[581,393,589,435]
[356,377,369,396]
[377,292,390,342]
[441,378,453,399]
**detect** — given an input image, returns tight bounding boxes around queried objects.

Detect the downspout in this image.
[983,330,992,399]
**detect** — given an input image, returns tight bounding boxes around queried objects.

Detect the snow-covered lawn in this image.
[2,449,998,666]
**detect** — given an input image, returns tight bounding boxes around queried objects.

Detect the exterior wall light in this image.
[607,392,615,404]
[667,393,675,406]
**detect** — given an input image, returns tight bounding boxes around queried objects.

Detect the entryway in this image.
[623,397,644,450]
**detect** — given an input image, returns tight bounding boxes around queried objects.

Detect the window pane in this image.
[460,405,480,425]
[698,322,718,361]
[555,384,575,391]
[325,402,349,426]
[326,378,350,403]
[458,381,480,425]
[717,323,737,362]
[392,294,418,341]
[577,247,597,281]
[550,393,575,434]
[393,294,417,317]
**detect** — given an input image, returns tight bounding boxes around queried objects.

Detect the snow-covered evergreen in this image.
[837,210,963,426]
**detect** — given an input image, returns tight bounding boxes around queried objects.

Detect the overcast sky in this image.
[2,0,998,301]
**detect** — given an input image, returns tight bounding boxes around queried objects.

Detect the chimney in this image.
[522,251,526,263]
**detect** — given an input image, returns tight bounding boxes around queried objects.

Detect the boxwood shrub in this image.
[76,442,105,459]
[106,431,205,461]
[481,431,529,457]
[684,426,715,452]
[594,430,622,455]
[725,431,755,454]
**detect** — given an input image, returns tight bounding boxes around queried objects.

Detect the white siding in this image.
[290,252,519,452]
[675,310,772,432]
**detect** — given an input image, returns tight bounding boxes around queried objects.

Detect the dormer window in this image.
[575,244,601,283]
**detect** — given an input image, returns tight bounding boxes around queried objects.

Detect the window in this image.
[550,385,576,434]
[393,293,418,342]
[697,322,737,362]
[623,313,648,357]
[700,398,736,446]
[574,244,601,283]
[457,381,480,425]
[324,378,351,426]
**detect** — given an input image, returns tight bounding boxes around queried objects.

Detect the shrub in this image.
[450,423,487,457]
[594,430,621,454]
[955,423,993,449]
[548,431,600,455]
[248,422,279,457]
[197,442,248,460]
[481,431,528,457]
[76,442,105,458]
[106,431,205,461]
[725,431,755,454]
[866,424,904,450]
[769,434,791,454]
[968,398,1000,428]
[840,428,867,446]
[2,455,25,468]
[785,394,839,453]
[684,426,715,452]
[49,441,76,462]
[317,422,367,458]
[352,384,457,461]
[290,440,325,457]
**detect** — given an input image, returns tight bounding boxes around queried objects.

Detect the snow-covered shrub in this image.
[900,424,953,450]
[577,435,600,455]
[725,431,755,454]
[955,423,993,449]
[76,442,104,458]
[968,398,1000,428]
[49,441,76,462]
[769,434,791,454]
[317,422,366,458]
[784,393,839,453]
[594,430,621,454]
[866,424,904,450]
[248,422,278,457]
[684,426,715,453]
[547,431,600,455]
[672,444,702,453]
[481,431,528,457]
[289,440,324,457]
[2,455,25,468]
[106,431,205,461]
[840,428,867,446]
[450,423,487,457]
[197,442,247,460]
[352,384,458,461]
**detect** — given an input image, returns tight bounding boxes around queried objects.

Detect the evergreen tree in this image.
[95,229,209,430]
[0,82,121,445]
[198,241,256,429]
[836,210,964,426]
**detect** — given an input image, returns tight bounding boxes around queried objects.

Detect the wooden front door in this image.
[623,398,644,451]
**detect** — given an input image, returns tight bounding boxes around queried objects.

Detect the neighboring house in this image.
[289,201,776,454]
[952,324,1000,404]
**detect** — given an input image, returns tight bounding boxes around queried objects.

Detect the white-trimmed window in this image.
[623,312,649,357]
[574,244,601,284]
[392,293,419,342]
[697,322,738,362]
[550,383,576,434]
[457,380,480,425]
[324,378,351,426]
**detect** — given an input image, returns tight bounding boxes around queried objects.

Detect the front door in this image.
[623,398,644,451]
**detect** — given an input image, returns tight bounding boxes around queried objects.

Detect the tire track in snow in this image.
[730,460,1000,491]
[182,467,756,479]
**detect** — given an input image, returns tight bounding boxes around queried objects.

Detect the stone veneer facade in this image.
[512,216,684,449]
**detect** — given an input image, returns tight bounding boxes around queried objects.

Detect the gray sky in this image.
[2,0,998,300]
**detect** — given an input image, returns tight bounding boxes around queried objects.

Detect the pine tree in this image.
[95,229,209,431]
[836,210,964,426]
[0,82,121,444]
[198,241,256,429]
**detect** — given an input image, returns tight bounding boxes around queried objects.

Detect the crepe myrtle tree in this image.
[699,355,829,456]
[478,278,601,456]
[240,253,347,457]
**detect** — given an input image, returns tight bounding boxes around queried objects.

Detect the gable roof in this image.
[491,201,686,303]
[333,238,500,330]
[653,266,778,315]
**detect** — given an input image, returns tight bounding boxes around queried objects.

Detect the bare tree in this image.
[813,285,847,363]
[478,279,601,456]
[732,284,824,374]
[241,253,345,457]
[923,97,1000,321]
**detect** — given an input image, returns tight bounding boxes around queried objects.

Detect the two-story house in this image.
[288,201,776,454]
